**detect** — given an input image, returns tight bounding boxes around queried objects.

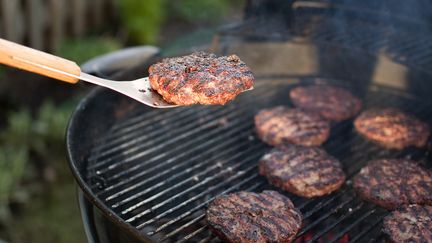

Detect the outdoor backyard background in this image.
[0,1,244,242]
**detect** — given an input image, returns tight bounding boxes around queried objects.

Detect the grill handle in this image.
[0,38,80,83]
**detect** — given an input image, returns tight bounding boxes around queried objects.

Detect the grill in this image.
[66,2,432,242]
[82,78,432,242]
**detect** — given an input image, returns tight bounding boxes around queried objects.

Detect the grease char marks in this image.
[383,204,432,243]
[289,84,362,121]
[259,145,346,198]
[353,159,432,210]
[254,106,330,147]
[354,108,430,149]
[148,52,254,105]
[206,190,302,243]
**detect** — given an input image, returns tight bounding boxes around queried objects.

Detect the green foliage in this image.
[171,0,233,23]
[118,0,166,44]
[1,101,74,162]
[32,101,73,159]
[0,147,28,222]
[56,37,121,65]
[0,100,76,225]
[2,109,32,147]
[117,0,244,45]
[0,100,86,242]
[5,179,85,243]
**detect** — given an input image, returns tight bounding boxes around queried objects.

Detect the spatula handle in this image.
[0,38,80,83]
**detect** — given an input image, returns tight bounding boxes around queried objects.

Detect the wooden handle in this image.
[0,38,80,83]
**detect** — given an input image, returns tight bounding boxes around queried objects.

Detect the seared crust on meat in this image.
[254,106,330,147]
[206,190,302,243]
[259,145,346,198]
[354,108,430,149]
[353,159,432,210]
[289,85,362,121]
[148,52,254,105]
[383,204,432,243]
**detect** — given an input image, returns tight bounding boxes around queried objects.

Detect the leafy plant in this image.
[0,99,86,242]
[171,0,245,24]
[0,106,32,225]
[117,0,166,44]
[31,101,73,160]
[171,0,232,24]
[0,147,28,222]
[56,37,121,65]
[0,100,76,225]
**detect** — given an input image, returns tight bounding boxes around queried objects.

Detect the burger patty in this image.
[206,190,302,243]
[353,159,432,210]
[148,52,254,105]
[254,106,330,147]
[383,204,432,243]
[289,84,362,121]
[354,108,430,149]
[259,145,346,198]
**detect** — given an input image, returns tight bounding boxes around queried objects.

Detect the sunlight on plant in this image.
[118,0,166,44]
[172,0,232,23]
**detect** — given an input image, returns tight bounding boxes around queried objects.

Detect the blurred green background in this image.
[0,0,244,242]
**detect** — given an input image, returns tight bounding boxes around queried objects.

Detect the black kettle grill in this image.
[67,1,432,242]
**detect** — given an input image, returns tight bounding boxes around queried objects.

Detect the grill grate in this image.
[85,78,432,242]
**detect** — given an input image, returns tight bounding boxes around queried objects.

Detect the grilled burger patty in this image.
[206,190,302,243]
[254,106,330,146]
[353,159,432,210]
[354,108,430,149]
[289,84,362,121]
[148,52,254,105]
[383,204,432,243]
[259,145,346,198]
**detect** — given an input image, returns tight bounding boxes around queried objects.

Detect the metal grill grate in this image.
[85,78,432,242]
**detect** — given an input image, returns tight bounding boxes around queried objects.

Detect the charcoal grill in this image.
[67,2,432,243]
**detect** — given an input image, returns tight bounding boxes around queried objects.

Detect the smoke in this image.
[330,0,432,33]
[323,0,432,97]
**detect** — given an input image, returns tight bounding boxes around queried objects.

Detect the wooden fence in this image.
[0,0,117,51]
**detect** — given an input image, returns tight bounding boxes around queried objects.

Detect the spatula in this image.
[0,38,177,108]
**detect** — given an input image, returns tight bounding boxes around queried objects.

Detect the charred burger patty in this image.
[148,52,254,105]
[353,159,432,210]
[290,84,362,121]
[206,190,302,243]
[383,204,432,243]
[254,106,330,147]
[259,145,346,198]
[354,108,430,149]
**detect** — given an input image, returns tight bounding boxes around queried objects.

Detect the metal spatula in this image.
[0,38,177,108]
